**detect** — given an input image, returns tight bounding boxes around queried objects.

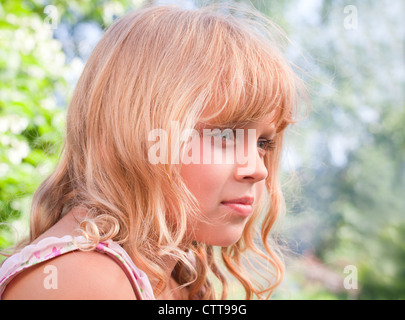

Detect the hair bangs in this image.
[197,15,301,134]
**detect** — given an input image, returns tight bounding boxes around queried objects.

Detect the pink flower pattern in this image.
[0,236,154,299]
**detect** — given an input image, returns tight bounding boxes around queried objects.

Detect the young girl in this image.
[0,3,305,300]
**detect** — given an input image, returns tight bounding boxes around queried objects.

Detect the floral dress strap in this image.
[0,235,155,299]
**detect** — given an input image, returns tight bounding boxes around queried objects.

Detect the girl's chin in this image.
[196,232,244,247]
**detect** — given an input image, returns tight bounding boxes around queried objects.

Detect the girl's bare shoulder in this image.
[2,249,137,300]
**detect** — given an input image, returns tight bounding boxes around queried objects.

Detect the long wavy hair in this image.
[25,3,306,299]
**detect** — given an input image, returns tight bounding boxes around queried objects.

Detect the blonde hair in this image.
[27,3,306,299]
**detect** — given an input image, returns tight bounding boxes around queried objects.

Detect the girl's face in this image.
[180,115,276,246]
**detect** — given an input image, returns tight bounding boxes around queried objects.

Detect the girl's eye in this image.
[257,139,275,152]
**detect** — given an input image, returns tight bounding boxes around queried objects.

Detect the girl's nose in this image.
[234,133,268,182]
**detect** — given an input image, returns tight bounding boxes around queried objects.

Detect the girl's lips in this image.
[221,196,254,205]
[221,202,253,216]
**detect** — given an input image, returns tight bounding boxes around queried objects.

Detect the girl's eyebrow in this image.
[258,125,277,139]
[195,122,277,140]
[195,121,250,130]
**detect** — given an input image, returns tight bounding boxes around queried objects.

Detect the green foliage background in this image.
[0,0,404,299]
